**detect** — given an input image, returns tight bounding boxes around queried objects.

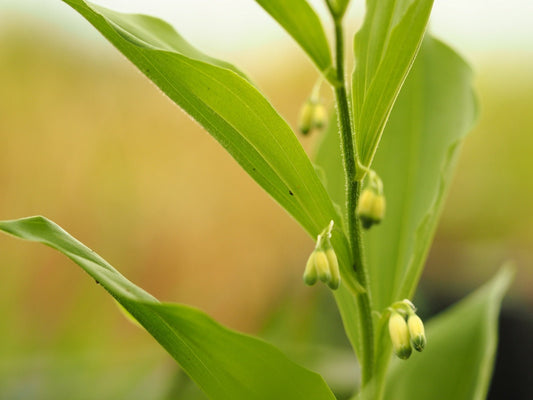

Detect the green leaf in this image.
[383,266,513,400]
[364,36,478,311]
[254,0,335,81]
[352,0,434,168]
[61,1,350,263]
[0,216,336,400]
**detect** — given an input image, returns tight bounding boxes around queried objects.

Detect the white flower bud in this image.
[356,188,386,229]
[407,314,426,352]
[314,250,331,283]
[325,247,340,290]
[298,101,314,135]
[388,312,412,360]
[311,103,328,130]
[303,251,318,286]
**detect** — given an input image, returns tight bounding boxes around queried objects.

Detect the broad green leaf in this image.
[365,36,478,311]
[0,216,337,400]
[61,0,352,275]
[254,0,335,81]
[383,266,513,400]
[352,0,434,168]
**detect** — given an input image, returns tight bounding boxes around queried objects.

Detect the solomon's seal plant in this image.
[0,0,513,399]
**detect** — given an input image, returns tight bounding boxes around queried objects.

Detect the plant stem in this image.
[331,17,375,387]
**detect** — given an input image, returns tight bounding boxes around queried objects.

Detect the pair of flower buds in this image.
[303,221,341,290]
[388,305,427,360]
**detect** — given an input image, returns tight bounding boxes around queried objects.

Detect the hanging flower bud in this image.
[325,247,340,290]
[388,312,412,360]
[314,249,332,283]
[407,314,426,352]
[356,188,386,229]
[311,103,328,130]
[298,100,315,135]
[303,251,318,286]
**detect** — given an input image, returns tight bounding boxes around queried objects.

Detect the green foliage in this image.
[352,0,434,170]
[0,216,336,400]
[383,266,513,400]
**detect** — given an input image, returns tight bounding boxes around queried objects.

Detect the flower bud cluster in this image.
[303,221,341,290]
[388,301,426,360]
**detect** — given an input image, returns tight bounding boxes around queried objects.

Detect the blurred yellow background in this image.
[0,1,532,398]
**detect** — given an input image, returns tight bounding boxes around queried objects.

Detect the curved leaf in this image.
[365,36,478,311]
[0,216,336,400]
[383,266,513,400]
[254,0,335,81]
[352,0,434,168]
[61,0,349,261]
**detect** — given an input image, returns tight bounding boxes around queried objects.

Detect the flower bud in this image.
[303,252,318,286]
[388,312,412,360]
[312,103,328,130]
[356,188,386,229]
[314,250,332,283]
[325,248,340,290]
[298,101,314,135]
[407,314,426,352]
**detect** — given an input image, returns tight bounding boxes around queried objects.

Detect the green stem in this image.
[331,17,375,387]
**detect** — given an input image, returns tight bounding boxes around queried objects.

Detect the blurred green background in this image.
[0,1,532,399]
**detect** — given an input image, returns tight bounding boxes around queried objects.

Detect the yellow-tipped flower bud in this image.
[314,250,331,283]
[325,248,340,290]
[356,188,386,229]
[407,314,426,352]
[311,103,328,130]
[298,101,314,135]
[303,252,318,286]
[388,312,412,360]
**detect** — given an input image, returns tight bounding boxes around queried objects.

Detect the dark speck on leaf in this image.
[289,190,294,196]
[95,280,100,285]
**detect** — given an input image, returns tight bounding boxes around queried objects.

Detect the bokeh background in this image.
[0,0,532,399]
